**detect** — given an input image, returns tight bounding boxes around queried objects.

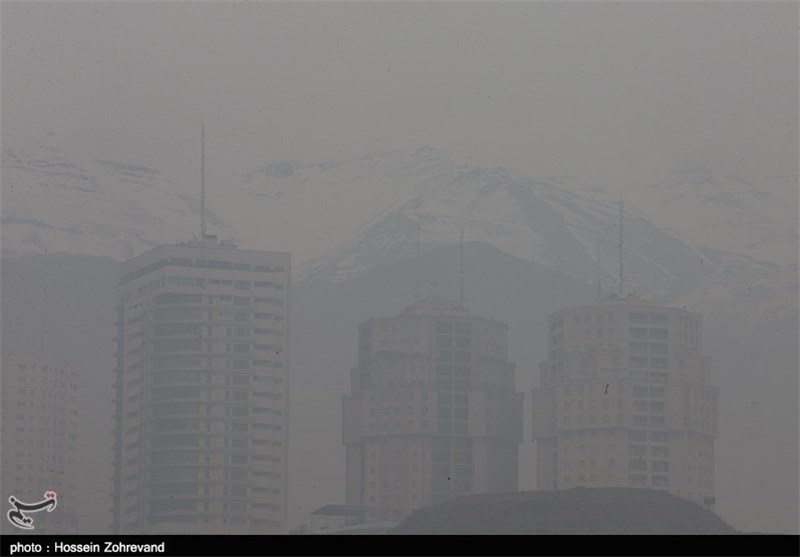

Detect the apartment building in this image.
[343,296,523,521]
[112,236,290,534]
[532,297,718,507]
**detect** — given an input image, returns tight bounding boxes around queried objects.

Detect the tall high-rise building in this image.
[342,296,523,522]
[1,352,79,534]
[112,236,290,534]
[532,297,718,507]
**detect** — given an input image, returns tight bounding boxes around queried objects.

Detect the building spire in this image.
[459,227,465,307]
[596,236,602,300]
[618,196,624,298]
[200,123,207,238]
[414,225,421,300]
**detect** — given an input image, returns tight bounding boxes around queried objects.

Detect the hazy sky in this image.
[2,1,797,188]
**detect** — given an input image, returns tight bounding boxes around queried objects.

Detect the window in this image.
[629,445,646,457]
[151,467,199,481]
[630,341,648,353]
[652,446,669,458]
[437,335,453,348]
[649,343,668,354]
[149,499,197,513]
[154,293,203,305]
[650,372,668,383]
[649,358,668,368]
[629,430,647,441]
[652,460,669,472]
[651,475,670,487]
[154,338,201,353]
[155,322,203,336]
[628,459,647,471]
[152,386,201,401]
[226,422,247,433]
[650,328,668,339]
[151,451,198,465]
[649,313,668,325]
[154,307,203,321]
[628,474,646,486]
[436,322,453,334]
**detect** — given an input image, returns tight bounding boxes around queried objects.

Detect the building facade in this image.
[1,352,79,534]
[112,236,290,534]
[342,297,523,521]
[532,297,718,507]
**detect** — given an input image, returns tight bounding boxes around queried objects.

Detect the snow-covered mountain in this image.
[559,168,798,267]
[2,138,796,323]
[1,139,232,260]
[237,149,796,323]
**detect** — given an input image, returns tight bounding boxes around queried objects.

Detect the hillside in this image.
[391,488,737,535]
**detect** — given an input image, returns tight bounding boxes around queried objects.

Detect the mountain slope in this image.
[5,139,795,326]
[2,139,231,259]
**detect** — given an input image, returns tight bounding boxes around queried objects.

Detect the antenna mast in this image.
[596,236,601,299]
[618,196,624,298]
[459,228,465,307]
[200,123,207,238]
[414,225,421,300]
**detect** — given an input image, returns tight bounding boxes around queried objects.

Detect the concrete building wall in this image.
[343,296,523,521]
[1,353,79,534]
[112,237,290,534]
[532,297,718,508]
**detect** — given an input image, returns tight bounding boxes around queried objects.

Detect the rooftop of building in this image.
[119,235,290,284]
[391,488,734,535]
[548,293,703,320]
[400,295,469,317]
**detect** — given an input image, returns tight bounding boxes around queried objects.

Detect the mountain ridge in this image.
[2,137,796,325]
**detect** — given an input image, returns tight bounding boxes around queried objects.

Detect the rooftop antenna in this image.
[414,225,421,300]
[618,196,624,298]
[39,280,46,353]
[595,236,602,300]
[200,123,207,238]
[459,227,465,307]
